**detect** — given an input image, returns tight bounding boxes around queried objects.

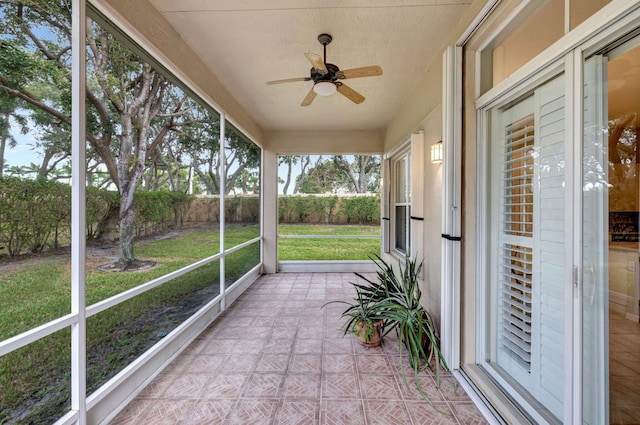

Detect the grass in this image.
[0,223,378,423]
[278,224,380,260]
[0,225,260,424]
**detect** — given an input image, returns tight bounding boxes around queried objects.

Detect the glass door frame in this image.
[475,58,571,425]
[471,4,640,424]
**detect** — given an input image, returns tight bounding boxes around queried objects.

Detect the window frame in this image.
[390,145,411,257]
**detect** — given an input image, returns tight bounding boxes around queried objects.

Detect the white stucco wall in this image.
[379,0,491,347]
[264,130,384,155]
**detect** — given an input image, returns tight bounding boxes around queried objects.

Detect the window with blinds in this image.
[488,75,565,420]
[500,112,535,373]
[504,113,534,237]
[500,244,533,371]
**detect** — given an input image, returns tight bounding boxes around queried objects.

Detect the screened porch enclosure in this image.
[0,2,262,423]
[0,0,475,423]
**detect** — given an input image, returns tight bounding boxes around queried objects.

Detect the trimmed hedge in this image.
[0,177,71,255]
[278,194,380,225]
[0,178,197,257]
[0,177,381,257]
[134,191,193,237]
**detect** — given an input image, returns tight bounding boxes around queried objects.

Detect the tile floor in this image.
[110,273,488,425]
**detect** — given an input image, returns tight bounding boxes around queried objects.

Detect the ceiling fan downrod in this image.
[317,33,332,65]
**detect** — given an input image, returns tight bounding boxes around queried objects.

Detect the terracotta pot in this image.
[354,319,383,347]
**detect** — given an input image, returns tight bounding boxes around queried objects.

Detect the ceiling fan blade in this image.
[301,88,317,106]
[336,83,365,104]
[304,52,328,73]
[339,66,383,79]
[266,77,311,85]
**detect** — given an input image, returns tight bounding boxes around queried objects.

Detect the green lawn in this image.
[0,223,380,423]
[0,225,259,424]
[278,224,381,260]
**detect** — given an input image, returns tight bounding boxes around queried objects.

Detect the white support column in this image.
[410,131,425,264]
[71,0,87,423]
[381,158,390,254]
[262,150,278,273]
[219,115,226,310]
[441,45,463,370]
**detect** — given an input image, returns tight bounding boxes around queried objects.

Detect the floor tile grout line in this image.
[109,273,485,424]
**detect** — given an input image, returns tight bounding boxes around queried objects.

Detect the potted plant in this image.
[324,283,385,347]
[372,255,450,410]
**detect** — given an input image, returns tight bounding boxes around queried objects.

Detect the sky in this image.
[4,115,43,171]
[5,117,371,194]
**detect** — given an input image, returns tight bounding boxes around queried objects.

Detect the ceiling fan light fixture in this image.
[313,81,337,96]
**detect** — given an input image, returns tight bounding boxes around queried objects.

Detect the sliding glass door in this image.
[481,33,640,425]
[582,36,640,425]
[582,53,609,425]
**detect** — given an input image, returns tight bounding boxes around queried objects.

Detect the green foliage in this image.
[279,196,313,223]
[278,195,379,225]
[372,255,450,411]
[318,195,339,223]
[342,194,380,224]
[0,227,259,423]
[288,154,381,194]
[0,178,197,257]
[324,284,384,345]
[86,187,118,239]
[325,253,450,411]
[224,195,259,223]
[133,190,195,236]
[0,177,71,255]
[43,179,71,249]
[298,160,346,193]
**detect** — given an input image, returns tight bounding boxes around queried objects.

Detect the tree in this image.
[278,155,297,194]
[0,2,207,269]
[293,155,381,194]
[292,155,315,194]
[298,159,346,194]
[0,92,28,177]
[333,155,380,193]
[184,115,260,196]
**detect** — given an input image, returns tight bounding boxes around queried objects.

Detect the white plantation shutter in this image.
[498,111,535,377]
[499,244,533,371]
[533,75,565,417]
[494,75,565,419]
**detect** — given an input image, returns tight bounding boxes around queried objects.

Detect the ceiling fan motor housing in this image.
[311,63,341,82]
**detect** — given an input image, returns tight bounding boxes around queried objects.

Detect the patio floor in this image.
[110,272,488,424]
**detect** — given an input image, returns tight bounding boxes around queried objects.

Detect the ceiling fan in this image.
[266,33,383,106]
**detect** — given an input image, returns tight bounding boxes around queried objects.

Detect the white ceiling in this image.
[147,0,472,132]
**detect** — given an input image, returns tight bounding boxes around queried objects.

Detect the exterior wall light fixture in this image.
[431,140,443,163]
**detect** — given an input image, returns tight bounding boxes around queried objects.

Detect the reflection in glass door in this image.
[583,37,640,425]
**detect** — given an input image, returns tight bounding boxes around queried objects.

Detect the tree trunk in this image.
[356,155,370,193]
[38,149,54,179]
[282,158,292,194]
[0,112,10,177]
[119,188,136,265]
[117,149,138,266]
[293,155,312,194]
[116,109,147,266]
